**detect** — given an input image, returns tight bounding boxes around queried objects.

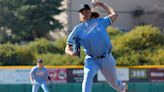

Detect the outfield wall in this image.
[0,83,164,92]
[0,66,163,92]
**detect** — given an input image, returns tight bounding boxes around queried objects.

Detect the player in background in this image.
[65,1,127,92]
[30,59,50,92]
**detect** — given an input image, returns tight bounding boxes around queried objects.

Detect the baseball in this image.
[91,0,98,5]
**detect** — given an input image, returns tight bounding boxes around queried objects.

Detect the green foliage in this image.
[0,0,64,43]
[54,37,67,54]
[145,49,164,65]
[111,25,164,66]
[34,43,86,66]
[0,37,85,66]
[106,27,123,39]
[35,53,84,65]
[28,38,61,54]
[0,26,163,66]
[0,43,34,65]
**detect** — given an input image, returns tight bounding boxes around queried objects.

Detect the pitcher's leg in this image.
[101,53,125,92]
[82,58,99,92]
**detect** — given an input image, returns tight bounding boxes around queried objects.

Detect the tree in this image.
[0,0,64,43]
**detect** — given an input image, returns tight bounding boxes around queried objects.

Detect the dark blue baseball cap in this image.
[78,4,91,12]
[37,59,43,63]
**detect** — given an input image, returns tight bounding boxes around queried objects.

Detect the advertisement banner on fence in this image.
[67,68,97,83]
[97,68,129,81]
[0,69,31,84]
[129,68,149,82]
[150,68,164,82]
[48,68,67,83]
[0,68,67,84]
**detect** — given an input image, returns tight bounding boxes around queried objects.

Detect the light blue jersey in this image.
[67,16,112,57]
[30,66,48,84]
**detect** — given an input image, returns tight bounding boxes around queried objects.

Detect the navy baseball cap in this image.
[78,4,91,12]
[37,59,43,63]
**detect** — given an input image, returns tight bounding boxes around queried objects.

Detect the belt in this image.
[89,50,111,59]
[90,55,105,58]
